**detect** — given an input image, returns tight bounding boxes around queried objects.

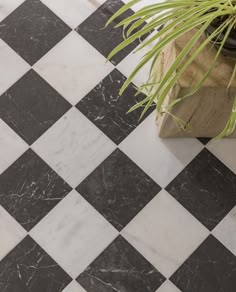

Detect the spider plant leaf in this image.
[156,13,230,111]
[105,0,141,27]
[135,1,222,52]
[175,18,236,103]
[119,13,218,96]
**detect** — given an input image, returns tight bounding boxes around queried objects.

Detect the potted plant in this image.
[107,0,236,138]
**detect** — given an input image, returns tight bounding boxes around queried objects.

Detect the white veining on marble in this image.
[34,31,114,105]
[0,39,30,96]
[207,139,236,175]
[120,112,204,187]
[156,280,181,292]
[32,107,116,187]
[0,119,28,175]
[213,206,236,256]
[0,0,24,22]
[30,190,118,278]
[41,0,106,28]
[0,206,27,261]
[62,281,86,292]
[122,190,209,277]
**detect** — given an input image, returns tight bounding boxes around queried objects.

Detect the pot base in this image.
[157,29,236,138]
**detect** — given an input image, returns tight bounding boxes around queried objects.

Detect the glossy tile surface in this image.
[77,236,166,292]
[166,149,236,230]
[0,119,28,175]
[76,0,148,65]
[0,206,26,261]
[77,148,161,230]
[0,1,236,291]
[30,190,118,278]
[0,149,72,231]
[77,69,153,144]
[34,32,114,105]
[122,190,209,277]
[0,69,71,144]
[120,112,203,187]
[0,39,30,96]
[170,235,236,292]
[0,236,72,292]
[41,0,106,29]
[0,0,71,65]
[33,108,116,187]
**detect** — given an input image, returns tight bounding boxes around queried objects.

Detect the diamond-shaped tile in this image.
[77,148,161,231]
[197,137,211,145]
[0,0,71,65]
[77,235,166,292]
[166,148,236,231]
[0,148,72,231]
[41,0,106,28]
[213,206,236,256]
[63,281,86,292]
[33,108,116,187]
[0,119,28,175]
[0,39,30,96]
[76,0,148,65]
[0,0,25,22]
[30,190,118,278]
[156,281,181,292]
[170,235,236,292]
[120,112,203,187]
[207,138,236,174]
[0,235,72,292]
[34,31,114,105]
[0,205,26,261]
[0,69,71,145]
[122,190,209,277]
[76,69,154,144]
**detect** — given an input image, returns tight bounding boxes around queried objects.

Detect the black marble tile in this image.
[170,235,236,292]
[76,69,154,145]
[0,69,71,145]
[197,137,211,145]
[77,148,161,231]
[77,235,165,292]
[0,0,71,65]
[0,149,72,231]
[0,236,72,292]
[76,0,148,65]
[166,148,236,231]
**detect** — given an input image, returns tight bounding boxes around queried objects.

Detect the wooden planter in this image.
[156,29,236,138]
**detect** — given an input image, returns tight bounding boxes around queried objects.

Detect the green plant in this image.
[106,0,236,138]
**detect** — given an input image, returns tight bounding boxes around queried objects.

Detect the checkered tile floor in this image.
[0,1,236,291]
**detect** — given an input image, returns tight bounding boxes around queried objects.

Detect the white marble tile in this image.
[118,33,158,87]
[41,0,106,28]
[156,281,181,292]
[207,139,236,174]
[122,190,209,278]
[213,206,236,256]
[0,39,30,96]
[0,119,28,175]
[0,0,25,22]
[30,190,118,278]
[34,32,114,105]
[32,108,116,187]
[123,0,162,11]
[0,206,27,261]
[119,112,203,187]
[63,281,86,292]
